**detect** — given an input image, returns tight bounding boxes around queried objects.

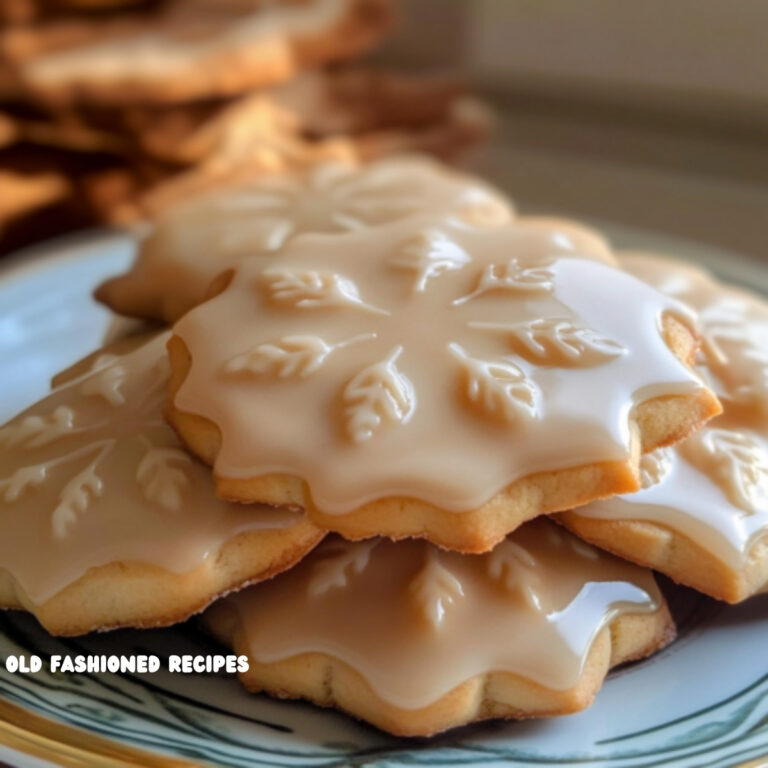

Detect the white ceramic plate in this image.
[0,228,767,768]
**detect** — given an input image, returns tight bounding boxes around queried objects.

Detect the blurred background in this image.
[1,0,766,264]
[385,0,768,265]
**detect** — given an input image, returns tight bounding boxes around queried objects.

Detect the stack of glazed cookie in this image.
[4,153,768,737]
[0,0,491,253]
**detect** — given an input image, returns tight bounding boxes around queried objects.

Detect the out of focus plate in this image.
[0,226,767,768]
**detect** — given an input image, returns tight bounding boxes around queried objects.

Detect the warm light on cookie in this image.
[203,519,673,736]
[561,254,768,603]
[168,213,720,551]
[0,333,323,635]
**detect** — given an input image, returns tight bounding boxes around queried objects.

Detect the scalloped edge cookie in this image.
[0,333,325,636]
[0,521,323,636]
[557,513,768,604]
[166,313,721,553]
[203,596,675,736]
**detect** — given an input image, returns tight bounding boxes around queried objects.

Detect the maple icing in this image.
[219,519,663,708]
[0,333,302,605]
[576,253,768,568]
[621,253,768,423]
[172,215,706,513]
[105,155,516,320]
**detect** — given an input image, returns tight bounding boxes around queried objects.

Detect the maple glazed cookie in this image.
[0,332,323,636]
[560,254,768,603]
[1,0,395,106]
[203,519,675,736]
[167,215,720,552]
[96,155,515,323]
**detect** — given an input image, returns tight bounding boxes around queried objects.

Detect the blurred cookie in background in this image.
[0,0,494,255]
[0,143,108,253]
[78,72,492,225]
[1,0,157,26]
[0,0,396,105]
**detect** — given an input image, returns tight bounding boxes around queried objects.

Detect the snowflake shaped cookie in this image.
[224,223,625,442]
[215,158,512,250]
[0,333,309,608]
[561,253,768,600]
[206,518,666,734]
[96,156,515,323]
[170,214,713,550]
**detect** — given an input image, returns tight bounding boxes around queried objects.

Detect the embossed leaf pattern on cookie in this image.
[449,344,539,421]
[308,540,378,597]
[226,335,335,378]
[224,334,374,379]
[0,406,76,449]
[680,429,768,513]
[454,258,554,305]
[52,450,106,539]
[0,335,190,538]
[409,550,464,629]
[89,353,120,371]
[472,318,626,367]
[0,465,47,502]
[700,297,768,405]
[640,448,675,489]
[391,229,471,292]
[218,161,474,252]
[136,447,191,511]
[344,347,416,442]
[80,365,127,406]
[261,268,388,315]
[487,539,543,611]
[223,225,629,441]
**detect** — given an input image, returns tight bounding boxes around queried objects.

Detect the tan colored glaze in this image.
[172,215,705,514]
[621,253,768,425]
[579,427,768,570]
[222,519,662,709]
[97,155,515,321]
[0,333,302,605]
[577,253,768,569]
